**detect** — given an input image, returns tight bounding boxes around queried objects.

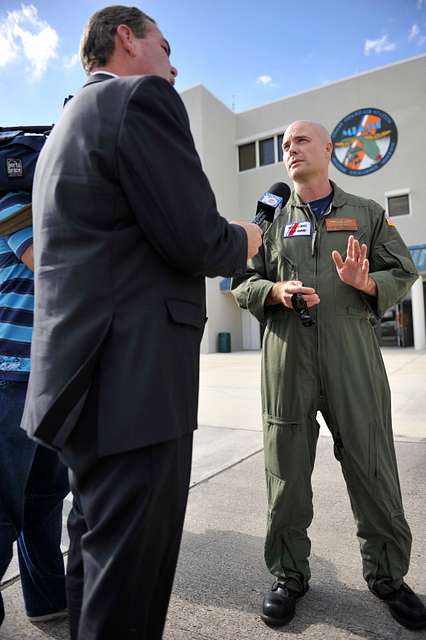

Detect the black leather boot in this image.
[261,581,308,627]
[372,582,426,630]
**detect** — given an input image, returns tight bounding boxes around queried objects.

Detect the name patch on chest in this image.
[325,217,358,232]
[283,222,312,237]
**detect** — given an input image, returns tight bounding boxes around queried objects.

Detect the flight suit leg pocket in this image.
[263,416,301,480]
[263,417,313,526]
[263,417,313,582]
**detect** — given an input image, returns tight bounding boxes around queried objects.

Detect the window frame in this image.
[276,133,284,163]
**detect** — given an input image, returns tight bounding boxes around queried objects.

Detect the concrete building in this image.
[180,54,426,353]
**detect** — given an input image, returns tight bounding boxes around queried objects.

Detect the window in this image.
[238,142,256,171]
[259,137,275,166]
[386,192,410,217]
[277,133,284,162]
[237,131,287,171]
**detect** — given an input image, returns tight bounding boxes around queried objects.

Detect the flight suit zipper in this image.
[311,201,334,399]
[302,204,322,398]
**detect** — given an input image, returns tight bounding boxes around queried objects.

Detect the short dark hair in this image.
[80,5,156,74]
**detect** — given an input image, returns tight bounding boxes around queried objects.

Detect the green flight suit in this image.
[232,182,418,596]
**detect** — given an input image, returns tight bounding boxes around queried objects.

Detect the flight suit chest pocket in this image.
[266,244,297,282]
[325,225,368,261]
[330,227,370,316]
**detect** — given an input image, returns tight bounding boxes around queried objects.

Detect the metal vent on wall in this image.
[387,194,410,217]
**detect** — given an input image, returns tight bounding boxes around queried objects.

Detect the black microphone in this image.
[253,182,291,225]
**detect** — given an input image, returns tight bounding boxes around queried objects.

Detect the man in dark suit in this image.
[20,5,262,639]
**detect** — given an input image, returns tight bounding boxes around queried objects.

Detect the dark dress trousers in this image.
[21,74,247,640]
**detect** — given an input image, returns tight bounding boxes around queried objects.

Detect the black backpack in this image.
[0,126,52,192]
[0,126,52,235]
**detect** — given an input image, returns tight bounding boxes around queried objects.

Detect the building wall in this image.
[180,55,426,351]
[236,55,426,247]
[180,85,242,353]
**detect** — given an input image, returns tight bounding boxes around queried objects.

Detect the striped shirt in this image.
[0,226,33,380]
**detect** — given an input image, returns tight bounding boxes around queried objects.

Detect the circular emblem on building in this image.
[331,108,398,176]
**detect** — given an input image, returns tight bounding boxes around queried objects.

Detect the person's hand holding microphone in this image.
[232,221,263,258]
[233,182,294,259]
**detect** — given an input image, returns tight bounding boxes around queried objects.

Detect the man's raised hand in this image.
[331,235,372,292]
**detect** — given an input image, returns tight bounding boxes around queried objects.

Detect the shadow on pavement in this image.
[170,528,425,640]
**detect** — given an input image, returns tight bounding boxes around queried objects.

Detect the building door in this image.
[395,300,414,347]
[375,299,414,347]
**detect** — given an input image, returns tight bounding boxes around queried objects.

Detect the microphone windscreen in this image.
[267,182,291,206]
[253,181,291,225]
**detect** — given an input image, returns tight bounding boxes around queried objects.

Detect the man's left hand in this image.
[332,235,377,295]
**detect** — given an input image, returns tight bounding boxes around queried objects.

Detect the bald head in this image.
[287,120,331,145]
[282,120,333,187]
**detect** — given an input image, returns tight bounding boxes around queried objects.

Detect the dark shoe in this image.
[261,581,308,627]
[372,582,426,630]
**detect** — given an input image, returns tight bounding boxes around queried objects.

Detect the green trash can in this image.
[217,332,231,353]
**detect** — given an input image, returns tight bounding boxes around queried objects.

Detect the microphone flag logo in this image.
[260,192,283,208]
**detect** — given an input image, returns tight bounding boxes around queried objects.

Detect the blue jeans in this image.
[0,380,69,619]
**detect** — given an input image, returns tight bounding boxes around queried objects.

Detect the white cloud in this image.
[364,34,396,55]
[63,52,78,69]
[0,16,20,66]
[0,4,58,80]
[409,24,420,40]
[408,22,426,46]
[256,74,278,88]
[257,75,273,85]
[417,0,424,9]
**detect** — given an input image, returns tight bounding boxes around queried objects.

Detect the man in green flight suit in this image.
[232,120,426,631]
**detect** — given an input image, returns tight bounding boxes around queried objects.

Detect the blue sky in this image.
[0,0,425,126]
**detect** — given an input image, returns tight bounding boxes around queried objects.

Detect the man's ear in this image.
[115,24,135,56]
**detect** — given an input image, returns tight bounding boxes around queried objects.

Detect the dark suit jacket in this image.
[21,74,247,455]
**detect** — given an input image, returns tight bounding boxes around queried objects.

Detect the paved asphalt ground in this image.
[1,348,425,639]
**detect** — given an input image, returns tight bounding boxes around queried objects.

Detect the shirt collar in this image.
[289,180,348,209]
[90,70,118,78]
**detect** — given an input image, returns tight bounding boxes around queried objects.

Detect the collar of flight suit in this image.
[288,180,349,211]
